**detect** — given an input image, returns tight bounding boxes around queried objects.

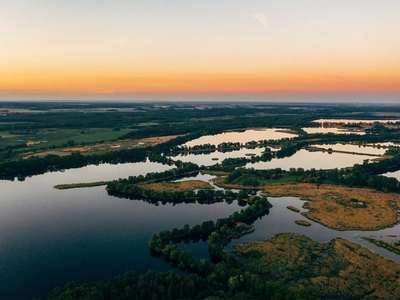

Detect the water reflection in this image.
[184,129,297,147]
[376,142,400,147]
[310,143,386,155]
[0,162,245,299]
[172,147,264,166]
[246,149,378,170]
[314,119,400,124]
[303,127,365,135]
[383,170,400,181]
[0,150,397,298]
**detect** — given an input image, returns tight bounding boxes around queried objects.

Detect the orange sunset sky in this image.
[0,1,399,101]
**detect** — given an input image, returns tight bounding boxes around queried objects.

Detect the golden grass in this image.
[295,220,311,226]
[201,170,228,176]
[54,181,108,189]
[263,183,400,230]
[22,135,180,158]
[212,176,240,188]
[287,205,300,213]
[235,233,400,299]
[362,237,400,255]
[213,177,400,230]
[138,180,214,192]
[371,155,394,162]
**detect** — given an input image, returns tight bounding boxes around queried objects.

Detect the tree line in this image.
[225,155,400,193]
[0,148,149,180]
[47,193,300,300]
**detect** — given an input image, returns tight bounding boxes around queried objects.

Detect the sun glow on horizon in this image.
[0,1,399,100]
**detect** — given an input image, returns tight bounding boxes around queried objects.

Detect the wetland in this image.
[1,102,400,299]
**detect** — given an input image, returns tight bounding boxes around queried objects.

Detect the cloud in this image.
[100,89,115,94]
[253,13,268,31]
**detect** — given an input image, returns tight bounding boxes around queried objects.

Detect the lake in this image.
[309,143,387,156]
[172,147,264,166]
[1,130,399,299]
[0,162,247,299]
[183,128,297,147]
[246,149,379,170]
[174,147,378,170]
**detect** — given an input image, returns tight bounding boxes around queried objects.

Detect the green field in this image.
[234,174,301,186]
[0,127,132,155]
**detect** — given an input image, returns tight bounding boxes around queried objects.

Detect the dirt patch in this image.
[26,140,47,146]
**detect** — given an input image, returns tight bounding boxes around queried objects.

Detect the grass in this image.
[21,135,179,158]
[138,180,214,192]
[233,174,300,185]
[54,181,109,189]
[362,237,400,255]
[234,233,400,300]
[214,177,400,231]
[1,128,130,148]
[261,183,400,231]
[201,170,228,176]
[295,220,311,226]
[0,128,133,158]
[287,206,301,213]
[2,128,179,159]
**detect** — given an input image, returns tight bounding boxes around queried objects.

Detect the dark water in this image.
[2,158,400,298]
[0,162,243,299]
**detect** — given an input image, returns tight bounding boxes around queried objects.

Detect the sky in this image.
[0,0,399,101]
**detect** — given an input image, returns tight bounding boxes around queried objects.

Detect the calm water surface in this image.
[184,129,297,147]
[303,127,365,135]
[314,119,400,124]
[310,143,387,156]
[246,149,378,170]
[0,162,244,299]
[1,135,398,298]
[172,147,264,166]
[383,170,400,181]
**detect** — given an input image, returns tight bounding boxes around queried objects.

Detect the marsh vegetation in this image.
[2,102,400,299]
[234,233,400,299]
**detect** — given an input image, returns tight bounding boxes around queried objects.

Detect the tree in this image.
[201,220,215,234]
